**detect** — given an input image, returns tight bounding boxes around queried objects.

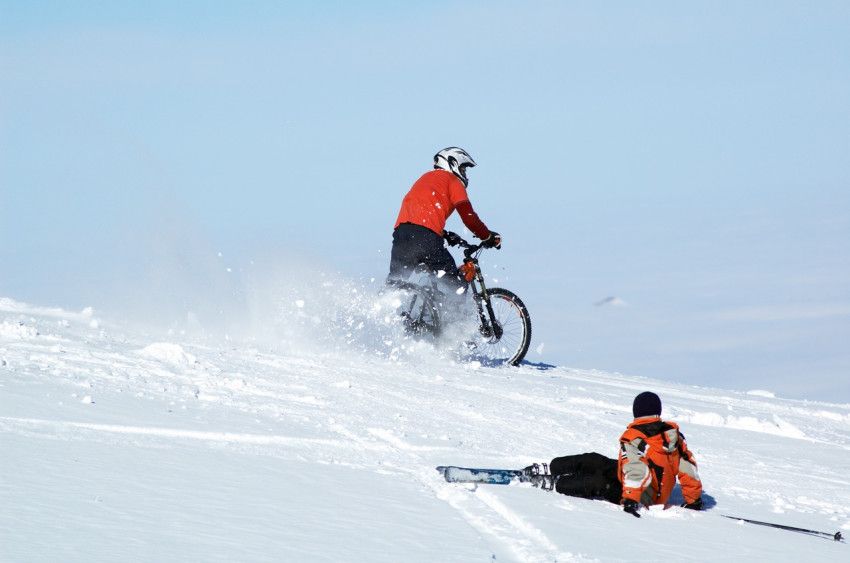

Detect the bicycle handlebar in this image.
[443,231,485,258]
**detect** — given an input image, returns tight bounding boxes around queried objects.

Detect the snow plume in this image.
[86,212,467,363]
[239,258,461,364]
[237,257,486,366]
[243,261,385,351]
[88,212,251,340]
[89,215,405,358]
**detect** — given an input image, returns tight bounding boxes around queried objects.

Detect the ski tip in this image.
[835,531,844,542]
[435,466,459,483]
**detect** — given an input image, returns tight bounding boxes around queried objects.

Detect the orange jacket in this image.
[618,417,702,506]
[394,170,489,238]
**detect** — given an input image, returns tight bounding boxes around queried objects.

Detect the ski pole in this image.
[722,515,844,542]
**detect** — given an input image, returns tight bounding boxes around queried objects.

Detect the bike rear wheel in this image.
[475,287,531,366]
[392,282,441,337]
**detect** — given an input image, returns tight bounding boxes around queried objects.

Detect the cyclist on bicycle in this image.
[387,147,501,293]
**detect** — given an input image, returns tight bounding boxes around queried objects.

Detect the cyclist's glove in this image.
[443,230,463,247]
[481,231,502,249]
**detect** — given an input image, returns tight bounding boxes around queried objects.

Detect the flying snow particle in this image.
[81,395,94,405]
[295,300,305,308]
[536,342,545,355]
[455,287,466,295]
[436,270,446,278]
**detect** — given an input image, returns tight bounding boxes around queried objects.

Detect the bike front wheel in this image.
[475,287,532,366]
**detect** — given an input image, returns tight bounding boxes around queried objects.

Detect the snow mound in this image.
[747,389,776,398]
[0,321,39,339]
[679,412,806,438]
[0,297,99,326]
[139,342,198,366]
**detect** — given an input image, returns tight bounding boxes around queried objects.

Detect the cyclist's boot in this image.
[522,463,555,491]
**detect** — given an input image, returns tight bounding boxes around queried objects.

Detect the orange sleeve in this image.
[447,176,490,239]
[447,176,470,206]
[676,435,703,504]
[618,429,652,504]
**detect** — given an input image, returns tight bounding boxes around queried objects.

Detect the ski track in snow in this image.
[367,429,575,562]
[2,297,850,561]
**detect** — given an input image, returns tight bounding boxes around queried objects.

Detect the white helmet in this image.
[434,147,476,187]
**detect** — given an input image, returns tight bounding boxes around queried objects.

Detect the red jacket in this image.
[618,417,702,506]
[394,170,490,239]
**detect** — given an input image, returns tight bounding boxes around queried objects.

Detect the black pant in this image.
[550,452,621,505]
[388,223,463,292]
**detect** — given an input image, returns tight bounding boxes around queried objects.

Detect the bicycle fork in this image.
[471,278,503,341]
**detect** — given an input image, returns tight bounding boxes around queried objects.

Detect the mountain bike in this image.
[390,232,532,366]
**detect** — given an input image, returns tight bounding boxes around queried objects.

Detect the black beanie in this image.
[632,391,662,418]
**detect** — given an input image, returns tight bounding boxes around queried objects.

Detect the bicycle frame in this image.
[390,231,531,365]
[391,235,506,343]
[390,230,530,364]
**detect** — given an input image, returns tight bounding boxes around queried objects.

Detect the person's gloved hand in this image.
[623,499,641,518]
[481,231,502,249]
[682,497,703,511]
[443,230,463,247]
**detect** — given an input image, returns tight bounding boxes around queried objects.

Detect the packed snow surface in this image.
[1,297,848,561]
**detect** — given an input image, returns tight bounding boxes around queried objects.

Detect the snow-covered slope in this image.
[1,296,848,562]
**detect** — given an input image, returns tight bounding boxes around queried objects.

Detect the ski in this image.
[722,515,844,542]
[437,466,524,485]
[436,463,554,489]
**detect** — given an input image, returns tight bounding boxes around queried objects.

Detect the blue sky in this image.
[2,1,849,400]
